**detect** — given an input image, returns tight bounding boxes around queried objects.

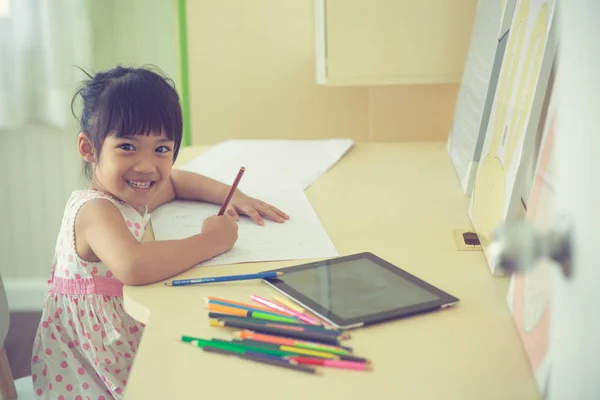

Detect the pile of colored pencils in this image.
[181,295,372,375]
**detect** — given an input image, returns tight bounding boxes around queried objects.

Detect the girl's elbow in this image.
[112,259,146,286]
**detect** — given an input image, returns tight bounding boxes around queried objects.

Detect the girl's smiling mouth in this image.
[126,180,155,191]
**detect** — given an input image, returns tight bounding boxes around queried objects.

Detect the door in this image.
[547,2,600,399]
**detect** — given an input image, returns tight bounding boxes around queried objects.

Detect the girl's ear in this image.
[78,132,96,163]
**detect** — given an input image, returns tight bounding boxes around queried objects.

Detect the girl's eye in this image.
[118,143,135,151]
[156,146,171,153]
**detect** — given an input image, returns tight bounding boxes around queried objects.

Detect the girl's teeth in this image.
[128,181,151,189]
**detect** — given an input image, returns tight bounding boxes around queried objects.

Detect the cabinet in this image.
[315,0,478,85]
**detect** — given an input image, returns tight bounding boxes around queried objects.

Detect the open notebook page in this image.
[150,188,338,266]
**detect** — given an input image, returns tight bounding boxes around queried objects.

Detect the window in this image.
[0,0,10,18]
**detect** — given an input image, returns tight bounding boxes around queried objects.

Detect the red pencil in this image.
[217,167,246,216]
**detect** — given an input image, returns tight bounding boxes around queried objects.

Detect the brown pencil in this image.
[217,166,246,216]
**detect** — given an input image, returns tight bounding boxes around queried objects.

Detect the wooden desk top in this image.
[123,142,539,400]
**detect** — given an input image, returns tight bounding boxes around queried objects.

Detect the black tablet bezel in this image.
[261,252,459,329]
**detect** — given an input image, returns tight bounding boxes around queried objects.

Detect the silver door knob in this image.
[487,215,573,278]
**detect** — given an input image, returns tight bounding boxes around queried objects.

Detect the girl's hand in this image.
[226,192,289,226]
[201,214,239,253]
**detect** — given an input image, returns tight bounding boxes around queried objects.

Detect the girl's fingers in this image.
[226,206,240,221]
[270,205,289,220]
[258,201,288,221]
[244,207,264,226]
[255,203,286,223]
[233,198,288,225]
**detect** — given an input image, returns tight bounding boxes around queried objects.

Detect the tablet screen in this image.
[277,257,441,320]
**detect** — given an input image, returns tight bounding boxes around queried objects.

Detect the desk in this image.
[123,143,539,399]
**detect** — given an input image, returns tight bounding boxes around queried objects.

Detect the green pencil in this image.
[182,336,296,358]
[235,337,352,356]
[209,338,299,357]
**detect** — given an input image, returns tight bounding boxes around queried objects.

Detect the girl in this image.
[30,65,289,399]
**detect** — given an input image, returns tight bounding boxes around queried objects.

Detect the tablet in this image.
[261,252,459,329]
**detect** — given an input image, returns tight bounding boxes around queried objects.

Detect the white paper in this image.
[150,188,338,266]
[181,139,354,194]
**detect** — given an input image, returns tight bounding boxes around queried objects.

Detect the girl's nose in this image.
[133,159,157,174]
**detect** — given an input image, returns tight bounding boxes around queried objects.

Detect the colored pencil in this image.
[217,166,246,216]
[207,303,300,324]
[208,312,310,329]
[183,335,295,357]
[273,295,306,314]
[251,295,319,325]
[190,340,320,375]
[164,271,283,287]
[235,331,353,355]
[232,338,368,363]
[205,296,290,315]
[203,346,320,375]
[210,318,342,345]
[206,298,292,317]
[230,339,339,359]
[289,357,372,371]
[207,313,345,337]
[208,338,303,357]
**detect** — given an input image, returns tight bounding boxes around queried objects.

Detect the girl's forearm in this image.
[124,233,223,285]
[170,169,236,205]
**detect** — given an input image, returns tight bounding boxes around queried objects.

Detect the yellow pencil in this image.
[279,345,339,359]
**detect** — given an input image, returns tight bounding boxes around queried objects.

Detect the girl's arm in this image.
[148,169,232,210]
[149,169,289,225]
[76,198,238,285]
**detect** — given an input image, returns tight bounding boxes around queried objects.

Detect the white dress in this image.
[31,190,148,399]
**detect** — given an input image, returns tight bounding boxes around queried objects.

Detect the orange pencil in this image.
[208,303,248,317]
[207,303,289,319]
[207,304,299,324]
[205,296,289,315]
[217,167,245,215]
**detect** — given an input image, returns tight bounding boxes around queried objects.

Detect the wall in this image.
[0,124,82,309]
[186,0,460,145]
[90,0,179,86]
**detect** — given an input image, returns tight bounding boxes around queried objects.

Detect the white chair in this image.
[0,273,35,400]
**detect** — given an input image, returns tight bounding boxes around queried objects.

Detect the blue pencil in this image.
[164,271,283,287]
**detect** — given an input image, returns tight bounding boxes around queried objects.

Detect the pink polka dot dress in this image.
[31,190,149,399]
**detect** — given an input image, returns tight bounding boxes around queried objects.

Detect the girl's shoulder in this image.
[58,190,149,252]
[65,190,149,227]
[67,189,117,207]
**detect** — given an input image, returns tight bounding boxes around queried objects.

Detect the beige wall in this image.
[186,1,459,145]
[91,0,179,86]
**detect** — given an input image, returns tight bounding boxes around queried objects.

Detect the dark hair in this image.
[71,65,183,179]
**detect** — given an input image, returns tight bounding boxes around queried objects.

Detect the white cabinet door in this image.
[315,0,478,85]
[547,2,600,399]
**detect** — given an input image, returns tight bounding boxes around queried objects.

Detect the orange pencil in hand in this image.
[217,167,246,216]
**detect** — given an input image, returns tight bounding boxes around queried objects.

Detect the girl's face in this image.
[89,131,175,210]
